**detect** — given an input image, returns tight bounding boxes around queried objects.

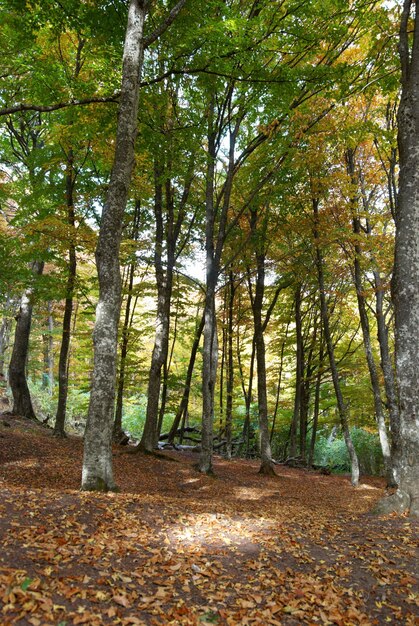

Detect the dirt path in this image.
[0,416,417,625]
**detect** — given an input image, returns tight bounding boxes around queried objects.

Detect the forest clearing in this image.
[0,412,417,626]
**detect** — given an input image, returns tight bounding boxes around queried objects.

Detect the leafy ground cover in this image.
[0,413,417,625]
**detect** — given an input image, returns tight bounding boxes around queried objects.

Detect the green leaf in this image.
[20,577,33,591]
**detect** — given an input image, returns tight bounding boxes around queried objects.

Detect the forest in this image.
[1,0,419,624]
[1,0,419,503]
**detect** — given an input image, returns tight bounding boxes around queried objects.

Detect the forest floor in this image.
[0,411,418,626]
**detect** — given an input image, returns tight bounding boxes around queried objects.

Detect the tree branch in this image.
[0,95,119,117]
[143,0,188,48]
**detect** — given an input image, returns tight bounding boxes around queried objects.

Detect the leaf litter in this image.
[0,416,418,625]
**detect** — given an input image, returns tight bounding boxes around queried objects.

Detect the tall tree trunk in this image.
[200,291,218,474]
[82,0,146,491]
[253,256,274,475]
[345,148,394,485]
[55,149,77,437]
[248,208,275,475]
[139,168,174,453]
[376,0,419,516]
[199,96,218,474]
[82,0,187,490]
[313,197,360,487]
[198,89,240,473]
[9,260,44,419]
[140,152,191,450]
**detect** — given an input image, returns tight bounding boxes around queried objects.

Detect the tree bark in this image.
[9,261,44,419]
[82,0,147,491]
[0,303,12,379]
[376,0,419,516]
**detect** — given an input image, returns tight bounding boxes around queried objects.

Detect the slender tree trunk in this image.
[345,148,394,485]
[219,314,226,439]
[376,0,419,516]
[42,302,54,395]
[114,201,141,441]
[158,292,179,437]
[168,310,204,444]
[113,261,135,441]
[82,0,146,491]
[308,337,324,467]
[253,259,274,475]
[290,287,303,458]
[374,270,400,479]
[300,320,317,464]
[9,261,44,419]
[200,287,218,474]
[199,90,240,473]
[0,316,11,380]
[140,158,189,450]
[199,98,218,474]
[270,321,289,443]
[237,330,255,457]
[139,169,174,453]
[0,295,15,380]
[313,197,360,486]
[225,271,236,459]
[248,208,275,475]
[55,149,77,437]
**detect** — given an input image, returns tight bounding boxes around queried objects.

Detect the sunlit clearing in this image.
[358,483,380,491]
[170,512,270,549]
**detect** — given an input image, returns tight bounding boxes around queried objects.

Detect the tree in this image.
[81,0,148,491]
[9,260,44,419]
[82,0,187,491]
[376,0,419,516]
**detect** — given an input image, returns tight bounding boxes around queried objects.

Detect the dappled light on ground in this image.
[0,418,418,625]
